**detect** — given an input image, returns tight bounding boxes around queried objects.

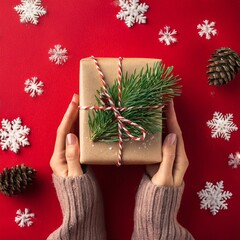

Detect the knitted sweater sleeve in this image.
[47,171,106,240]
[132,174,194,240]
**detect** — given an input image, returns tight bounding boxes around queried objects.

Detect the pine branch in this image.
[88,62,181,142]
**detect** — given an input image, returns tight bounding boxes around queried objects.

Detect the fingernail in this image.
[67,133,76,145]
[167,133,177,145]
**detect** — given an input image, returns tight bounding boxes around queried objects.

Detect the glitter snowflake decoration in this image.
[48,44,68,65]
[159,26,177,46]
[24,76,44,97]
[197,20,217,40]
[14,0,47,25]
[116,0,149,28]
[228,152,240,169]
[15,208,35,227]
[197,181,232,215]
[206,112,238,141]
[0,117,30,153]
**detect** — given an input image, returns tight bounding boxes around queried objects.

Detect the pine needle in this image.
[88,62,181,142]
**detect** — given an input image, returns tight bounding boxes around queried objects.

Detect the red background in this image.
[0,0,240,239]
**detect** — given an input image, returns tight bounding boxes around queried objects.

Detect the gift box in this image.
[79,57,164,165]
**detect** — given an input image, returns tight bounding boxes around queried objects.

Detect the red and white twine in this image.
[79,56,161,166]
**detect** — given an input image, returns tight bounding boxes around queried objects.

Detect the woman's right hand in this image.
[146,101,189,187]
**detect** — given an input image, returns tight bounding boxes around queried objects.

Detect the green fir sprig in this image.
[88,62,181,142]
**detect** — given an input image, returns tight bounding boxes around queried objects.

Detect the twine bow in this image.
[80,56,159,166]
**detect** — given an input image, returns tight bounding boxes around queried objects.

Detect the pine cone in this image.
[206,47,240,85]
[0,164,36,196]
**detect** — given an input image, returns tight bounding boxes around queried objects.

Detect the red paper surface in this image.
[0,1,240,239]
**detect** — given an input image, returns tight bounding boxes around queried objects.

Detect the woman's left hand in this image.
[50,94,83,177]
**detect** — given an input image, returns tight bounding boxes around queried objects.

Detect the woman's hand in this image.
[146,101,189,187]
[50,94,83,177]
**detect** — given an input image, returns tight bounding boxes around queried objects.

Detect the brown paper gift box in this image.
[79,57,162,165]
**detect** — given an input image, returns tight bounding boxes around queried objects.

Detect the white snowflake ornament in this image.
[228,152,240,169]
[197,181,232,215]
[207,112,238,141]
[15,208,35,227]
[0,117,30,153]
[48,44,68,65]
[116,0,149,28]
[24,76,44,97]
[14,0,47,25]
[159,26,177,46]
[197,20,217,40]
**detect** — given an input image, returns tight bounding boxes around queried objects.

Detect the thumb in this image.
[65,133,83,177]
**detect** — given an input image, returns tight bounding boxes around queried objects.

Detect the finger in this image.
[54,94,79,153]
[151,133,177,186]
[165,101,188,186]
[165,101,186,155]
[50,158,68,177]
[173,157,189,186]
[165,100,181,135]
[59,94,79,134]
[70,110,79,136]
[65,133,83,177]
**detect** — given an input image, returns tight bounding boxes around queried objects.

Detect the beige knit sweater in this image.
[47,171,194,240]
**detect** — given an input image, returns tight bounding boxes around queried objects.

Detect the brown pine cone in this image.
[207,47,240,85]
[0,164,36,196]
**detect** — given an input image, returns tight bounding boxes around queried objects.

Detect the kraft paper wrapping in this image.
[79,57,162,165]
